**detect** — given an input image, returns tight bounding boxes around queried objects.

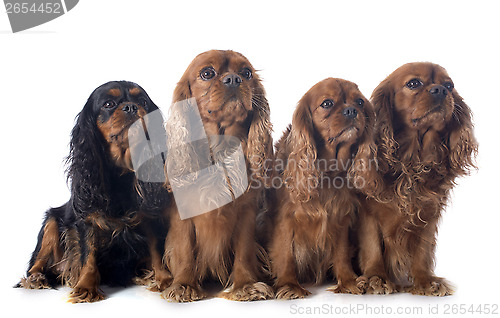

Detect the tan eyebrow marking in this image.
[129,87,141,95]
[107,88,121,97]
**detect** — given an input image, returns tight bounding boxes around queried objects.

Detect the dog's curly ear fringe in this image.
[371,79,398,174]
[350,142,382,198]
[246,82,273,187]
[348,103,383,198]
[163,76,194,192]
[66,99,109,217]
[448,91,478,175]
[165,98,202,191]
[284,98,320,203]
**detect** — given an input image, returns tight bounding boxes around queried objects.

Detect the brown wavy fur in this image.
[269,78,381,299]
[159,50,274,302]
[357,62,478,296]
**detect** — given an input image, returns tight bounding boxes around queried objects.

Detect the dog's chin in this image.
[329,126,360,144]
[223,95,252,112]
[204,98,250,127]
[109,144,134,173]
[223,98,244,111]
[410,106,448,131]
[107,128,137,172]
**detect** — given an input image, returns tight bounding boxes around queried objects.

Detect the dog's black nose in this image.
[343,107,358,119]
[429,85,448,100]
[222,74,242,88]
[122,103,138,114]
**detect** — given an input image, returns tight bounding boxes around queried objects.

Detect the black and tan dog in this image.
[17,81,169,303]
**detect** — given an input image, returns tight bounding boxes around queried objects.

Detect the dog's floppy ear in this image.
[163,69,194,192]
[371,78,397,172]
[284,94,320,203]
[348,100,383,198]
[447,90,478,175]
[246,78,273,186]
[173,72,192,103]
[67,95,110,216]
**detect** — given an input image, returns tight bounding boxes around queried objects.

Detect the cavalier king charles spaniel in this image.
[18,81,169,303]
[269,78,381,299]
[357,62,478,296]
[158,50,274,302]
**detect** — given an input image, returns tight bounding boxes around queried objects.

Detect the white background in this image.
[1,1,499,317]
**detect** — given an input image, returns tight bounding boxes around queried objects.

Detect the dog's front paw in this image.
[162,283,206,302]
[276,283,311,299]
[361,275,397,294]
[221,282,274,301]
[407,277,454,296]
[68,287,105,303]
[327,277,366,295]
[135,270,172,292]
[17,272,52,289]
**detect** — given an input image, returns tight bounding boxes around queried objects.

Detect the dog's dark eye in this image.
[443,82,454,91]
[241,68,252,80]
[406,78,423,90]
[200,67,216,80]
[103,100,116,108]
[320,99,334,109]
[355,98,364,107]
